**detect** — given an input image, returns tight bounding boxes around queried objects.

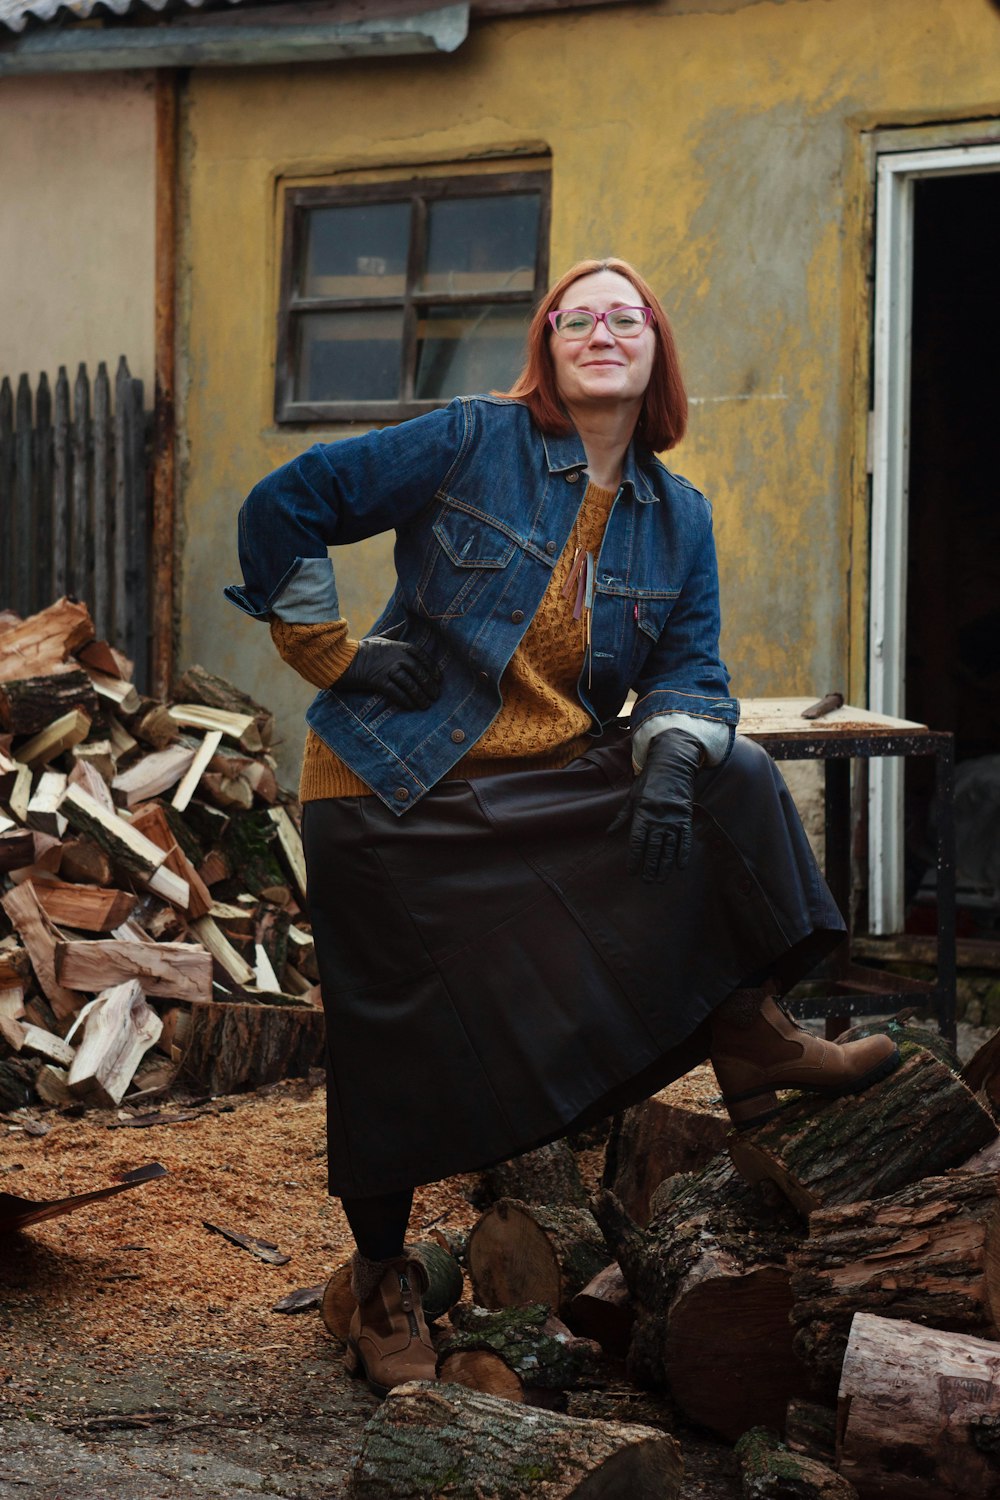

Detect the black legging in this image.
[340,1188,413,1261]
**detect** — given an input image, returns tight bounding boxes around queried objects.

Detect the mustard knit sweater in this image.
[270,482,617,802]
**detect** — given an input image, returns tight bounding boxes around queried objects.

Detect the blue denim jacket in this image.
[226,396,739,814]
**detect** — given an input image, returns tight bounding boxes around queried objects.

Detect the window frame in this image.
[274,170,551,424]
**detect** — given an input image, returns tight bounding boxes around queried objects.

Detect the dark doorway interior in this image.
[905,170,1000,930]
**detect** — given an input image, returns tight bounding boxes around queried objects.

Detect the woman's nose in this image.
[588,320,616,346]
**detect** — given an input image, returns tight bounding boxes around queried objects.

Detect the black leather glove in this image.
[609,727,704,882]
[336,637,442,711]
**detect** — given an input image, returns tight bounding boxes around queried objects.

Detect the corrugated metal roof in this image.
[0,0,252,34]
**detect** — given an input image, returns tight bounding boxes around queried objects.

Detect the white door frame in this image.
[868,140,1000,933]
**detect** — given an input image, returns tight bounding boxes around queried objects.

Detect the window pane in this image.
[301,203,410,298]
[295,310,403,402]
[420,195,540,294]
[415,303,529,400]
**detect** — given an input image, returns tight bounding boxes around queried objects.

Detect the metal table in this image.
[739,699,956,1045]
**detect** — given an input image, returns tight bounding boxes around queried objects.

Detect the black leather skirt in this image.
[303,729,844,1197]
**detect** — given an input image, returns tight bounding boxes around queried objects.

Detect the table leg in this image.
[935,738,957,1047]
[824,756,851,1038]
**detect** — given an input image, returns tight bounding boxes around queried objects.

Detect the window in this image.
[275,171,551,423]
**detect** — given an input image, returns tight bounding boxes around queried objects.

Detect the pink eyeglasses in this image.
[547,306,654,341]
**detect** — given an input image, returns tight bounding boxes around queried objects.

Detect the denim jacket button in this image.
[510,609,525,624]
[394,787,410,802]
[478,670,489,681]
[566,471,581,484]
[451,728,466,744]
[545,540,557,556]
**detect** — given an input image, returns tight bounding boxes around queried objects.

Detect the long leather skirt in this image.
[303,729,844,1197]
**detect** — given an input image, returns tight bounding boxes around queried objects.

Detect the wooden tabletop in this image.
[737,698,928,739]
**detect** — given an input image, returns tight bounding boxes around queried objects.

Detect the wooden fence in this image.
[0,357,150,690]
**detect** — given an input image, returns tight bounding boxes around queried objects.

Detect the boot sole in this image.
[726,1044,902,1131]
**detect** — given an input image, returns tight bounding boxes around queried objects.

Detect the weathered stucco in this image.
[0,72,156,392]
[176,0,1000,784]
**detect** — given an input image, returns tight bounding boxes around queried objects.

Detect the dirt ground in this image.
[0,1067,741,1500]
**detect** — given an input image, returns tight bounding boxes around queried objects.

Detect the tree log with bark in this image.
[467,1198,609,1316]
[437,1303,610,1400]
[735,1427,858,1500]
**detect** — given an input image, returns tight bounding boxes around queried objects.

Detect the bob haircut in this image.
[503,258,687,453]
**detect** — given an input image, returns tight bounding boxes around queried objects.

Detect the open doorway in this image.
[905,171,1000,934]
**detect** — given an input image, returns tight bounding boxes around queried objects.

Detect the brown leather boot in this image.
[711,989,901,1129]
[343,1251,436,1398]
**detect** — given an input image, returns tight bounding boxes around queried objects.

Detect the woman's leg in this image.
[340,1188,413,1260]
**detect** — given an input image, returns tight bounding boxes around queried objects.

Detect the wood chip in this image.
[203,1221,292,1266]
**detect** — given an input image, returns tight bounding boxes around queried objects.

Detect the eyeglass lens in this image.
[551,307,650,340]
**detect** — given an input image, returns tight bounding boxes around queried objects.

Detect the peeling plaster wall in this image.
[177,0,1000,785]
[0,73,156,392]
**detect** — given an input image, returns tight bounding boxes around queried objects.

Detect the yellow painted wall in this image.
[177,0,1000,784]
[0,73,156,392]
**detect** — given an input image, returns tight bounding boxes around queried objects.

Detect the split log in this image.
[177,996,325,1094]
[59,838,114,887]
[206,743,279,805]
[0,938,32,987]
[129,803,212,920]
[0,669,99,735]
[963,1029,1000,1117]
[15,1023,75,1068]
[287,922,318,980]
[75,638,132,680]
[60,784,188,907]
[467,1199,608,1315]
[268,806,307,900]
[107,714,139,762]
[470,1139,588,1211]
[199,769,253,811]
[56,939,212,1003]
[254,900,290,980]
[603,1094,728,1226]
[566,1262,634,1359]
[168,703,263,752]
[190,914,255,985]
[34,1064,73,1106]
[82,668,140,716]
[321,1239,464,1339]
[15,708,91,770]
[593,1154,807,1442]
[0,756,31,821]
[111,742,197,806]
[68,756,117,813]
[171,730,223,812]
[26,771,68,836]
[125,700,179,751]
[0,984,26,1020]
[790,1169,1000,1396]
[173,663,275,749]
[35,882,136,933]
[836,1313,1000,1498]
[735,1427,857,1500]
[70,739,115,782]
[0,598,94,683]
[66,980,163,1107]
[346,1382,683,1499]
[0,829,35,872]
[1,881,80,1020]
[439,1303,609,1393]
[728,1041,998,1215]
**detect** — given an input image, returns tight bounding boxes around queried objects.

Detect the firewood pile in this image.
[0,597,324,1113]
[336,1022,1000,1498]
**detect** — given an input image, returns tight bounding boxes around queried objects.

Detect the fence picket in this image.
[52,366,70,600]
[1,358,149,681]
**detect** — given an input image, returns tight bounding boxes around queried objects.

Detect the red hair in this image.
[503,258,687,452]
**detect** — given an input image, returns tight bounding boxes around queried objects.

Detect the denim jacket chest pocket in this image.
[415,498,520,620]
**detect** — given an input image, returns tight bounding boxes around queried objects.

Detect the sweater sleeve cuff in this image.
[630,711,731,772]
[269,618,358,690]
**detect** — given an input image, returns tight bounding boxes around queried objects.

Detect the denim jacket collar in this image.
[540,426,659,504]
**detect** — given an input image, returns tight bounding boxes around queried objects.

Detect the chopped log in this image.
[0,598,94,684]
[59,837,113,887]
[76,638,132,679]
[156,1005,191,1059]
[34,1063,73,1106]
[26,771,68,836]
[267,805,307,901]
[346,1382,684,1500]
[35,883,137,933]
[467,1199,609,1315]
[0,984,26,1020]
[0,938,32,987]
[177,996,325,1094]
[129,803,212,920]
[172,663,274,749]
[784,1401,838,1464]
[470,1139,589,1211]
[287,922,318,980]
[0,1013,26,1051]
[189,914,255,985]
[66,980,163,1107]
[595,1160,807,1441]
[70,739,115,782]
[168,703,263,752]
[126,700,179,751]
[206,743,279,805]
[1,882,80,1020]
[728,1040,998,1215]
[199,769,254,811]
[0,829,35,872]
[435,1347,526,1402]
[0,758,31,821]
[0,669,99,735]
[60,784,189,907]
[83,668,140,716]
[56,938,212,1003]
[963,1028,1000,1117]
[15,709,92,770]
[68,756,117,813]
[171,730,223,812]
[836,1314,1000,1498]
[107,714,139,762]
[734,1427,857,1500]
[17,1023,75,1068]
[603,1094,729,1227]
[790,1169,1000,1396]
[255,900,290,981]
[566,1262,634,1360]
[1,1056,40,1109]
[441,1303,609,1391]
[197,848,230,887]
[321,1239,464,1340]
[111,742,197,806]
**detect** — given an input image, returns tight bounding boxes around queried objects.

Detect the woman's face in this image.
[549,269,657,414]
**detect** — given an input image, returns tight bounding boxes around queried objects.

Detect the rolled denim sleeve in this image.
[224,398,471,623]
[628,510,740,761]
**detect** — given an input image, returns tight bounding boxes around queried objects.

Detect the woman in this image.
[227,258,898,1397]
